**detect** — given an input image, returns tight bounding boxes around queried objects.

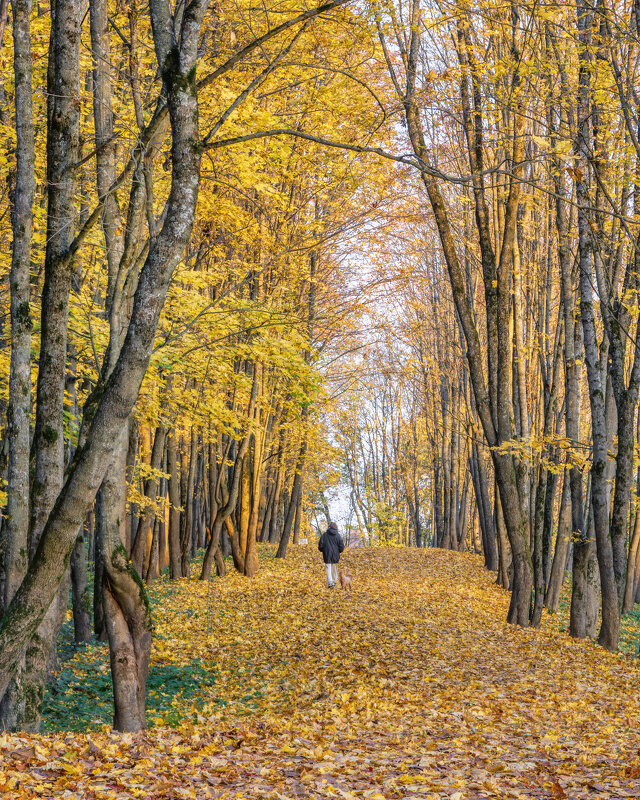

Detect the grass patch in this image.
[543,570,640,655]
[43,638,217,733]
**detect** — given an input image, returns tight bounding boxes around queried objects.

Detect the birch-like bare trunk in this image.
[574,0,619,651]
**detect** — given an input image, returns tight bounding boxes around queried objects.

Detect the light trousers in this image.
[325,563,338,586]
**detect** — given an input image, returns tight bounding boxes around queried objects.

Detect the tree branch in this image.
[205,128,476,183]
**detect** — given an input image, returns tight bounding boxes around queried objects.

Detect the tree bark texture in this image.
[0,0,35,732]
[0,0,209,710]
[4,0,34,611]
[70,532,92,644]
[574,0,619,650]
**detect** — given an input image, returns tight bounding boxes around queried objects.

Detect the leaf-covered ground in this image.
[2,546,640,798]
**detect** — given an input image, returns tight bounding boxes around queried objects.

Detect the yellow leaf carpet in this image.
[1,547,639,799]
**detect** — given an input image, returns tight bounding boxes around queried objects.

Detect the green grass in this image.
[42,549,221,733]
[546,571,640,655]
[43,647,216,732]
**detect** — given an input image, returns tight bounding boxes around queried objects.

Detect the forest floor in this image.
[2,546,640,799]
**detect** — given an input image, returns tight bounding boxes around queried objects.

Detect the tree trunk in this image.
[145,518,160,584]
[0,0,208,710]
[167,432,181,579]
[30,0,81,556]
[200,517,224,580]
[495,487,511,589]
[293,491,303,545]
[158,451,168,574]
[472,441,497,571]
[0,0,35,732]
[623,469,640,613]
[15,0,82,733]
[545,469,571,612]
[226,517,245,573]
[541,468,559,590]
[238,454,251,559]
[70,531,92,644]
[434,463,445,549]
[89,0,153,734]
[276,428,307,560]
[3,0,34,613]
[99,431,152,731]
[93,493,106,640]
[104,544,151,732]
[531,465,547,627]
[126,419,138,554]
[180,428,197,578]
[269,462,285,544]
[131,425,166,574]
[570,536,594,640]
[245,389,266,576]
[260,474,276,543]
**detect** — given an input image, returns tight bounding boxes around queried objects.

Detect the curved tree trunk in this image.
[226,517,245,573]
[200,517,224,580]
[97,430,152,730]
[104,544,152,731]
[0,0,209,713]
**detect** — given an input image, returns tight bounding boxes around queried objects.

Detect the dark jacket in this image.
[318,523,345,564]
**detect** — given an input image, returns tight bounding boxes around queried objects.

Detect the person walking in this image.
[318,521,345,588]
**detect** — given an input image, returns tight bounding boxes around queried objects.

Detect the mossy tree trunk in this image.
[4,0,34,614]
[0,0,209,719]
[14,0,82,732]
[0,0,35,732]
[100,432,152,731]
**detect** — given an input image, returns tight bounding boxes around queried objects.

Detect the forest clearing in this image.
[2,546,640,798]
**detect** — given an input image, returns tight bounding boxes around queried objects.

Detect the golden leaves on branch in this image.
[492,432,588,473]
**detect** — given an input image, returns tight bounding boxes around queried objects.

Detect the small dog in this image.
[338,569,353,591]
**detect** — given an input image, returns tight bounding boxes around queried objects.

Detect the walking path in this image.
[2,547,639,798]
